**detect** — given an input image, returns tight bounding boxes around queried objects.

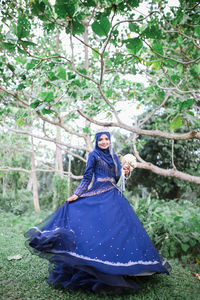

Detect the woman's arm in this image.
[67,152,96,203]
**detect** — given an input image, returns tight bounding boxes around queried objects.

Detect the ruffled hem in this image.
[24,225,171,294]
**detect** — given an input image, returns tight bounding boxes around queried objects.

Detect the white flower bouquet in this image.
[117,154,137,192]
[121,154,137,171]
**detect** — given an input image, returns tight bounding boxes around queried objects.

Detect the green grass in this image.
[0,210,199,300]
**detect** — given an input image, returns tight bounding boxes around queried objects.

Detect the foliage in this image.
[0,0,200,192]
[0,132,31,198]
[52,174,69,209]
[0,0,199,131]
[130,196,200,263]
[119,116,200,199]
[0,189,33,215]
[37,170,54,208]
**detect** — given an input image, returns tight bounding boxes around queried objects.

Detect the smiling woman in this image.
[97,133,110,149]
[24,130,171,295]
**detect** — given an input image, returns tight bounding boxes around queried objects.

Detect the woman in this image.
[25,131,171,294]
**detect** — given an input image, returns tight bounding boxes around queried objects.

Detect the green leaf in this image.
[7,63,15,72]
[72,20,85,35]
[152,42,164,55]
[17,118,25,126]
[48,72,58,81]
[177,64,183,75]
[171,75,180,83]
[129,23,139,33]
[17,46,26,54]
[125,38,143,54]
[142,25,162,39]
[194,26,200,37]
[189,239,196,246]
[106,89,113,97]
[17,16,31,39]
[57,67,66,80]
[39,91,54,102]
[20,40,36,47]
[30,100,41,108]
[152,60,161,70]
[55,0,76,17]
[77,68,87,75]
[43,22,56,33]
[1,42,16,53]
[31,0,45,16]
[92,48,100,59]
[169,116,183,131]
[83,126,90,133]
[41,108,52,115]
[127,0,140,7]
[181,243,190,252]
[68,72,76,80]
[17,83,26,91]
[179,99,194,111]
[164,59,177,67]
[26,60,39,70]
[82,0,96,7]
[92,17,111,37]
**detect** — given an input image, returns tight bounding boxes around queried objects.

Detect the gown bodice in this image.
[74,151,121,197]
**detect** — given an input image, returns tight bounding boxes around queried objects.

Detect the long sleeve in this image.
[74,152,96,197]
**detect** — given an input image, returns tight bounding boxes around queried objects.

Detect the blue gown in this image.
[25,151,171,293]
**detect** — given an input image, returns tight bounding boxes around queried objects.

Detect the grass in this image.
[0,210,199,300]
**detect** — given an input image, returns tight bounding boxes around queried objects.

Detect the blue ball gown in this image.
[24,151,171,294]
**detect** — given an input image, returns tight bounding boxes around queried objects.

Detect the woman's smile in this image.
[98,134,110,149]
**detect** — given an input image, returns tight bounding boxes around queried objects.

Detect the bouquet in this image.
[117,154,137,192]
[121,154,137,171]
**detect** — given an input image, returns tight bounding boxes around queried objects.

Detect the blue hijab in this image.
[94,132,121,180]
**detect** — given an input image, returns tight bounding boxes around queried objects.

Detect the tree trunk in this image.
[31,137,40,211]
[55,126,64,178]
[26,175,32,191]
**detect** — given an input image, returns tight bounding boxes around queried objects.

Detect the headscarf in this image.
[94,131,121,180]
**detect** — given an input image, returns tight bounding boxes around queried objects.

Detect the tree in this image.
[0,0,199,186]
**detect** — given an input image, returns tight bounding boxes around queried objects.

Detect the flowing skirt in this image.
[24,188,171,294]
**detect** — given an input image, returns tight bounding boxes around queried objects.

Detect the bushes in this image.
[0,189,33,215]
[52,174,69,209]
[129,196,200,263]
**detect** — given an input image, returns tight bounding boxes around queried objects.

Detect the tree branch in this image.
[101,11,158,55]
[0,85,28,106]
[97,85,121,123]
[37,112,86,138]
[133,144,200,184]
[143,39,200,65]
[56,144,87,163]
[136,161,200,184]
[0,166,83,180]
[1,122,88,151]
[77,109,200,140]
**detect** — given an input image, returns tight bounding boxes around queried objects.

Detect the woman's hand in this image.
[123,165,130,176]
[67,194,78,203]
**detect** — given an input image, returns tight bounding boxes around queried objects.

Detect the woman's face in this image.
[98,134,110,150]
